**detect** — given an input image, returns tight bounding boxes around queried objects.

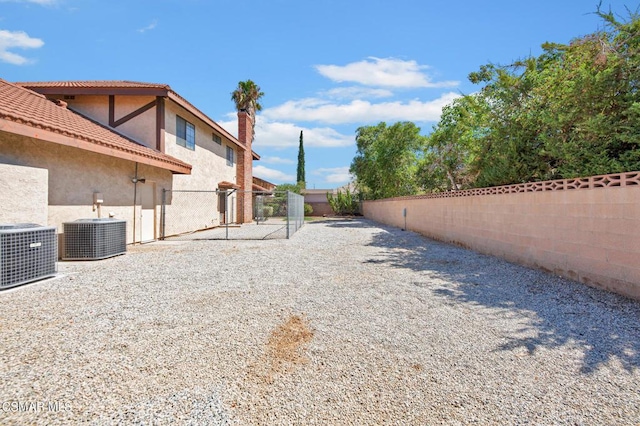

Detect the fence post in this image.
[286,191,291,239]
[225,190,229,240]
[161,188,166,240]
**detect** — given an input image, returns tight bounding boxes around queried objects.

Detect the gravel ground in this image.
[1,218,639,425]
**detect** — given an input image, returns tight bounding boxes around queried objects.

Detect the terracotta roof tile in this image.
[15,80,171,89]
[0,79,191,174]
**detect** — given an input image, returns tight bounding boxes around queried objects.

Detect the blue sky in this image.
[1,0,636,188]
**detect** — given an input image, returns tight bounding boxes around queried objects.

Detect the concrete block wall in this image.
[363,172,640,300]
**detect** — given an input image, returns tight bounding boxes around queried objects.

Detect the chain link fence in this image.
[160,190,304,240]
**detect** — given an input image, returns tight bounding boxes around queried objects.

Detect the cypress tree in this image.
[297,130,306,188]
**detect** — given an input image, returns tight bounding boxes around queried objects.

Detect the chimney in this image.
[236,110,253,223]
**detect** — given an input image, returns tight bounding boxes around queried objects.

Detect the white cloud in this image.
[313,167,353,184]
[262,91,461,125]
[315,57,459,88]
[138,20,158,33]
[261,156,295,165]
[218,116,354,148]
[320,86,394,100]
[253,165,295,183]
[0,29,44,65]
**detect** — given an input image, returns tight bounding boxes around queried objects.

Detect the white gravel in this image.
[1,218,639,425]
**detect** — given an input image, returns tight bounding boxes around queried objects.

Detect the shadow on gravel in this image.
[305,216,378,228]
[351,218,640,375]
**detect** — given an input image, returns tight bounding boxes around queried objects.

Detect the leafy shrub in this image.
[262,206,274,218]
[304,203,313,216]
[327,188,360,215]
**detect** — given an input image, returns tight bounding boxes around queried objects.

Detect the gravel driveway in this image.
[1,218,639,425]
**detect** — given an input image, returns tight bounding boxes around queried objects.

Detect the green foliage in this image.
[327,188,360,215]
[275,182,303,194]
[262,205,274,218]
[297,130,306,188]
[231,80,264,138]
[304,203,313,216]
[230,80,264,115]
[421,7,640,190]
[417,95,489,191]
[267,183,303,216]
[349,122,426,199]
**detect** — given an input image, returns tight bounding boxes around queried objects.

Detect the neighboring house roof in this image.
[218,181,240,190]
[16,80,261,160]
[253,176,276,192]
[303,189,336,195]
[0,79,191,174]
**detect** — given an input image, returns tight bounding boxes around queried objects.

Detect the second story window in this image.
[176,116,195,150]
[213,134,222,145]
[226,146,234,166]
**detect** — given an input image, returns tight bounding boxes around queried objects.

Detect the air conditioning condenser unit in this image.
[0,223,57,289]
[63,218,126,260]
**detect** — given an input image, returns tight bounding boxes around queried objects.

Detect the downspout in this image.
[132,162,138,245]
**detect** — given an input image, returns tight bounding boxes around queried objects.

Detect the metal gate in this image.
[160,190,304,240]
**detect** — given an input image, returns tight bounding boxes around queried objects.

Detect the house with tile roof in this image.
[0,79,258,245]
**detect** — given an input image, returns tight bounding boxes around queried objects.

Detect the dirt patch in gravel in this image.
[247,314,315,387]
[268,314,314,370]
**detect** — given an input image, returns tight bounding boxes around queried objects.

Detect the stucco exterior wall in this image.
[162,101,238,231]
[363,184,640,300]
[60,94,158,150]
[0,162,48,225]
[0,131,172,245]
[59,95,110,124]
[109,95,157,149]
[11,91,246,239]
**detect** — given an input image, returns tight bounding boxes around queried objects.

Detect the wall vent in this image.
[63,219,126,260]
[0,224,57,289]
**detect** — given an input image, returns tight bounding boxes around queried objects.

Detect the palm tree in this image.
[231,80,264,135]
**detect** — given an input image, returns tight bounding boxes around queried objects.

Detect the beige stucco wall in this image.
[0,163,48,225]
[24,92,244,237]
[59,95,110,124]
[110,95,157,149]
[61,94,158,150]
[162,101,238,233]
[363,186,640,300]
[0,131,173,245]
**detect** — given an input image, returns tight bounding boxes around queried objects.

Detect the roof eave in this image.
[166,91,246,151]
[17,85,170,97]
[0,118,192,175]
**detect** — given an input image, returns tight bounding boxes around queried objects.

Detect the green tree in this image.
[271,182,313,217]
[275,182,303,194]
[231,80,264,136]
[354,7,640,195]
[531,7,640,177]
[327,188,360,215]
[429,6,640,188]
[350,122,425,199]
[418,94,490,192]
[297,130,306,188]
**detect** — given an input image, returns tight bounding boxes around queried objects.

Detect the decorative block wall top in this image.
[369,171,640,202]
